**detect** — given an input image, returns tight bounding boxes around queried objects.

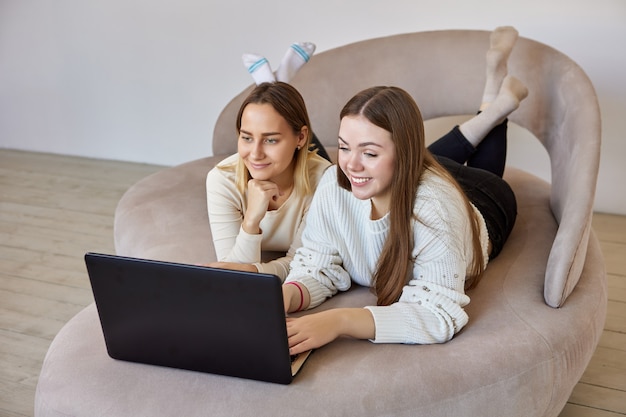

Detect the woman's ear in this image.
[298,126,309,148]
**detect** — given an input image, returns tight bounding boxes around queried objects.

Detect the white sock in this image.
[242,53,276,85]
[275,42,316,83]
[461,75,528,147]
[481,26,518,106]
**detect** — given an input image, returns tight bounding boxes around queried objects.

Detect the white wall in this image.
[1,0,625,214]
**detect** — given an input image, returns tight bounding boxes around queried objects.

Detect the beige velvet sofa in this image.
[35,30,605,417]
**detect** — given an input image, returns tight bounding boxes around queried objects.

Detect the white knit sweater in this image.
[206,153,331,280]
[286,167,489,344]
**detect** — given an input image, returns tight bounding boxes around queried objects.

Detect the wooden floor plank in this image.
[605,300,626,334]
[1,274,92,306]
[0,258,89,288]
[0,330,51,385]
[566,382,626,415]
[599,241,626,278]
[0,378,33,417]
[0,201,115,235]
[598,330,626,352]
[607,275,626,303]
[560,403,624,417]
[579,345,626,391]
[592,213,626,244]
[0,223,114,259]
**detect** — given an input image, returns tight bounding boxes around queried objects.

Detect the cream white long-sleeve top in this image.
[285,167,489,344]
[206,153,331,280]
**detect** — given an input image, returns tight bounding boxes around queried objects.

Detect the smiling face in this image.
[338,114,396,217]
[238,103,307,187]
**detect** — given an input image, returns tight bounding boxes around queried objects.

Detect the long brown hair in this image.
[225,82,316,196]
[338,86,485,306]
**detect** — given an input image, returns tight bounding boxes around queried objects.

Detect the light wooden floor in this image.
[1,149,624,416]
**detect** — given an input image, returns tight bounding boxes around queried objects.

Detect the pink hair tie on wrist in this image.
[286,281,304,312]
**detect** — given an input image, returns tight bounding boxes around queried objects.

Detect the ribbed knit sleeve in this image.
[286,169,354,306]
[206,154,251,262]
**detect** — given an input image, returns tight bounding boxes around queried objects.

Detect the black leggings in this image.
[428,121,517,260]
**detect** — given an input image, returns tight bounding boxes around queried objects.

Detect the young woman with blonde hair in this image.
[206,82,331,280]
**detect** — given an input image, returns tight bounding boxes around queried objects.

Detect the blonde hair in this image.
[338,86,486,306]
[220,82,318,198]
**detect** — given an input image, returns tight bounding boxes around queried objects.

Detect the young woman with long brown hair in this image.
[282,27,527,353]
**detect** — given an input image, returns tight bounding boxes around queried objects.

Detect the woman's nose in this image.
[346,153,362,171]
[250,141,264,158]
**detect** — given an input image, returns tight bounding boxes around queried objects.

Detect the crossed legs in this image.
[428,26,528,178]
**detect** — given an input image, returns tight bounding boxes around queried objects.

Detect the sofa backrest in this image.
[211,29,601,307]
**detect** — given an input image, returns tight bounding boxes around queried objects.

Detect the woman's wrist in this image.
[242,219,261,235]
[285,282,304,311]
[284,281,310,313]
[336,308,376,340]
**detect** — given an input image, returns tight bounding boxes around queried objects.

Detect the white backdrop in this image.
[1,0,625,214]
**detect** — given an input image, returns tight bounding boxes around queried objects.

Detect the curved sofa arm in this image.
[507,38,602,307]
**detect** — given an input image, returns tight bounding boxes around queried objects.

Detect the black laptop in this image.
[84,252,311,384]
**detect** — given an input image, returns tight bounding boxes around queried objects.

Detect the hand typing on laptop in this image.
[283,281,375,355]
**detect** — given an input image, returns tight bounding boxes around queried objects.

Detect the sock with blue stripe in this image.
[275,42,315,83]
[242,53,276,85]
